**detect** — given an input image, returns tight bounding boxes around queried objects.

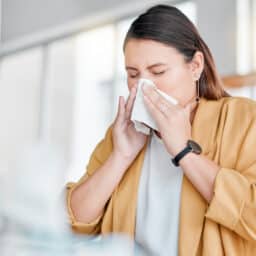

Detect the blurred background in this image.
[0,0,256,183]
[0,0,256,254]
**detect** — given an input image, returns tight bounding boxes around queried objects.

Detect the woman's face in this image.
[124,39,204,106]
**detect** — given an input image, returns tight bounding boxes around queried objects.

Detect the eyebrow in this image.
[125,62,167,71]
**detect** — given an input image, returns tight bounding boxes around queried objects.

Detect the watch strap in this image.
[171,146,192,166]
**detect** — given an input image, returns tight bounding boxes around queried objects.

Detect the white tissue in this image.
[131,78,178,135]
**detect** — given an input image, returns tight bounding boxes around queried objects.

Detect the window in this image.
[67,25,116,180]
[226,0,256,100]
[0,48,42,174]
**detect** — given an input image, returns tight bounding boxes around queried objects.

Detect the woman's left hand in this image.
[142,86,197,157]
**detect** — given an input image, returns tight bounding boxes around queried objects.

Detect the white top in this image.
[135,131,184,256]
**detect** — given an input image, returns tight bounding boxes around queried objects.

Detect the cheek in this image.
[155,69,194,99]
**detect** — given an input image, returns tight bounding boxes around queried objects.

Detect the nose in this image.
[127,72,157,91]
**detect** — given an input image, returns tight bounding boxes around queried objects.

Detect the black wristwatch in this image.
[171,140,202,166]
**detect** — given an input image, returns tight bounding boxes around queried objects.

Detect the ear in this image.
[189,51,204,81]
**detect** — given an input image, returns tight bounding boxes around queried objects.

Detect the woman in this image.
[66,5,256,255]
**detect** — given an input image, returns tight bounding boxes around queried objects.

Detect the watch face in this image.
[188,140,202,154]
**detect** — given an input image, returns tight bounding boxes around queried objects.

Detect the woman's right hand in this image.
[112,84,148,164]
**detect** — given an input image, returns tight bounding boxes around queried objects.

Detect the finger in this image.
[125,85,137,119]
[143,94,166,127]
[143,85,177,115]
[116,96,126,124]
[126,86,137,119]
[157,101,172,117]
[142,85,161,104]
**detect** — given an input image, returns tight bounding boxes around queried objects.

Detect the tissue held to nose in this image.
[130,78,178,135]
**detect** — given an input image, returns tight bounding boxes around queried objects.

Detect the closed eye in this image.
[153,70,166,75]
[129,74,139,78]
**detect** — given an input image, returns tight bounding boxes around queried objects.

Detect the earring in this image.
[195,79,200,103]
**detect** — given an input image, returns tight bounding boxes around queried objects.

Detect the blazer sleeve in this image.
[66,124,113,235]
[205,116,256,243]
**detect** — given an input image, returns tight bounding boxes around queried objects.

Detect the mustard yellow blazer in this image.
[67,97,256,255]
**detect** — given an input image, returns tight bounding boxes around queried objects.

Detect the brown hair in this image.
[123,5,230,100]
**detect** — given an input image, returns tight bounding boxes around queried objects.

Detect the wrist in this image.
[178,151,195,166]
[171,143,187,157]
[110,150,135,169]
[171,140,202,167]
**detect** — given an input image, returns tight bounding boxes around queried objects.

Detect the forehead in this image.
[124,38,182,65]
